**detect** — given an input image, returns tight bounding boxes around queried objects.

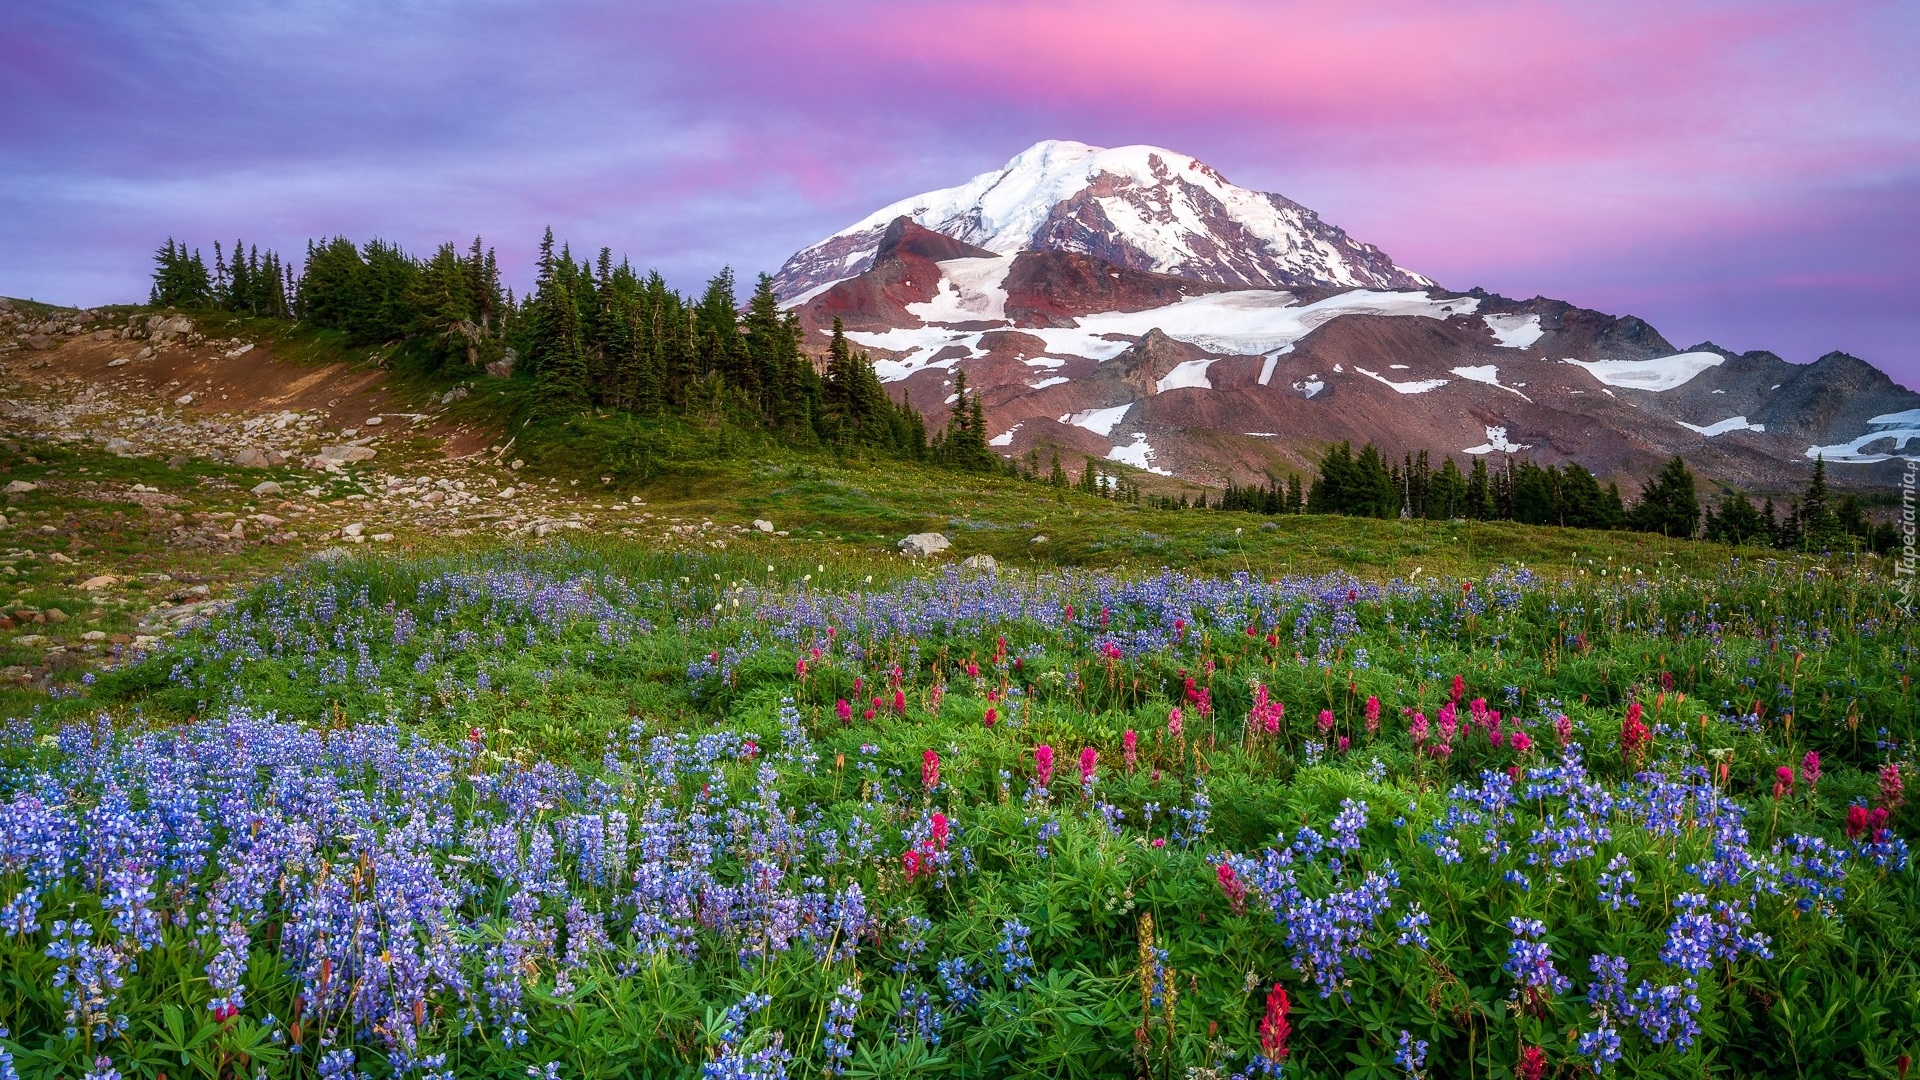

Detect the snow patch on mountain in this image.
[1108,433,1171,475]
[1564,351,1724,392]
[1158,359,1216,391]
[846,288,1474,383]
[1061,404,1132,437]
[1483,313,1545,349]
[1465,426,1530,455]
[1450,365,1532,402]
[1806,408,1920,464]
[1678,416,1764,437]
[988,423,1022,447]
[905,256,1012,323]
[1355,365,1448,395]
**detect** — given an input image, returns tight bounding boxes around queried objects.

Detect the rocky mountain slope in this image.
[784,214,1920,491]
[773,140,1432,303]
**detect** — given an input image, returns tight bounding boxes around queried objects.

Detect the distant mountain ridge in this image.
[773,143,1920,490]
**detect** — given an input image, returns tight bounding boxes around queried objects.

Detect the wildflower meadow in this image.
[0,548,1914,1079]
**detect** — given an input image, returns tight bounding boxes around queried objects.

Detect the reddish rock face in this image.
[801,219,995,334]
[1001,252,1228,328]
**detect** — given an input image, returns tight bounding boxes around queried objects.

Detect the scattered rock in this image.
[105,438,135,455]
[175,393,195,406]
[439,386,470,404]
[15,634,45,647]
[961,554,998,571]
[233,448,272,468]
[47,552,73,564]
[251,480,283,496]
[24,335,53,350]
[1030,535,1049,544]
[364,416,383,426]
[80,575,120,590]
[316,445,377,465]
[151,315,194,338]
[44,608,67,623]
[486,347,517,378]
[342,522,366,538]
[897,532,952,558]
[106,357,131,368]
[4,480,36,494]
[753,519,775,533]
[81,630,106,642]
[371,533,395,542]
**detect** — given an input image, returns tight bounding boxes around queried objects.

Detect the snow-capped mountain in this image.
[785,217,1920,489]
[773,140,1432,302]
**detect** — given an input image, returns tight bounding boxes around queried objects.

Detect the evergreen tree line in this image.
[1298,442,1628,526]
[149,230,1015,470]
[1702,458,1898,552]
[1144,440,1899,553]
[150,238,292,317]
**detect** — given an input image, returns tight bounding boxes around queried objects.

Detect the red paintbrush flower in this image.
[1259,984,1291,1061]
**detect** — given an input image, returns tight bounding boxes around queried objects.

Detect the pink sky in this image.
[3,0,1916,383]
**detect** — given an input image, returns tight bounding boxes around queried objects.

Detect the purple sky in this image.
[4,0,1917,386]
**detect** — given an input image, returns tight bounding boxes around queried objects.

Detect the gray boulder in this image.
[897,532,952,557]
[316,445,377,465]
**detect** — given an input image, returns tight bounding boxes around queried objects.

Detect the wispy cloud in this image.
[2,0,1916,382]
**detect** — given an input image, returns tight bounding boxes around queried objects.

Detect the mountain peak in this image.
[773,140,1434,302]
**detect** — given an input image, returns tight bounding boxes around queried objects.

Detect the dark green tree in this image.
[1628,456,1700,538]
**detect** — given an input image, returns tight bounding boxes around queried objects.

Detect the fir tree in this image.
[529,228,589,412]
[1628,456,1699,538]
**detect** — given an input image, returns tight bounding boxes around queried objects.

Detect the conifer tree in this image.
[1467,457,1497,519]
[1628,456,1699,538]
[529,228,588,412]
[1705,491,1767,545]
[1794,456,1836,549]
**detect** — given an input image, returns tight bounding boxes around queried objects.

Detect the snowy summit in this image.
[773,140,1434,302]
